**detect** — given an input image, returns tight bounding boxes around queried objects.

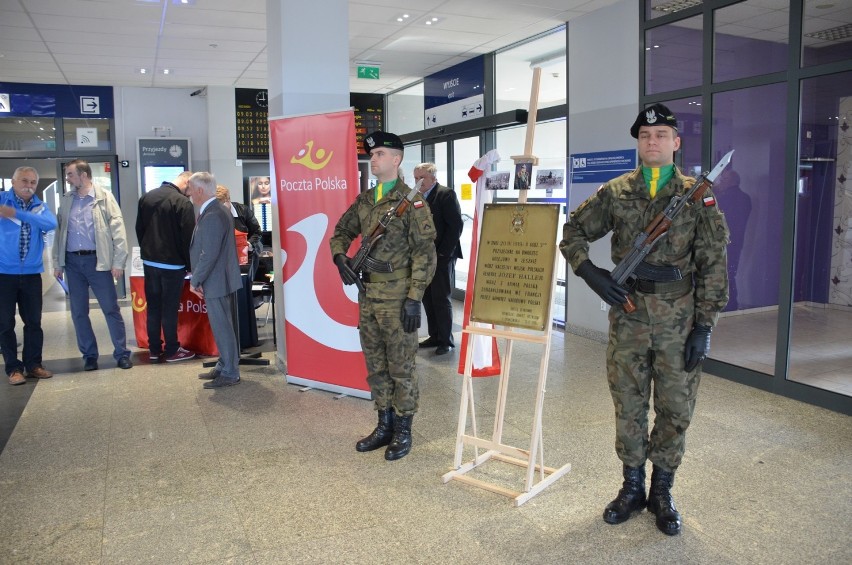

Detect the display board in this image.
[235,88,269,159]
[470,203,559,331]
[136,137,191,194]
[350,93,384,157]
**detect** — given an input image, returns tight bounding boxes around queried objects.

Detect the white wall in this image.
[113,86,210,250]
[206,86,244,203]
[566,0,639,337]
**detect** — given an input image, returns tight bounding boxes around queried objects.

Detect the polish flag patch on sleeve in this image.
[413,200,425,208]
[703,195,716,207]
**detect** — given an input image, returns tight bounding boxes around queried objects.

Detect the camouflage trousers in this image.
[606,313,702,471]
[359,295,419,416]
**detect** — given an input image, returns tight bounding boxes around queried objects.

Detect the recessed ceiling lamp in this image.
[805,22,852,42]
[425,17,439,25]
[396,14,410,23]
[652,0,702,13]
[162,69,170,75]
[139,68,148,74]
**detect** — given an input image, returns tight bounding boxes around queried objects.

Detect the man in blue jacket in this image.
[0,167,58,385]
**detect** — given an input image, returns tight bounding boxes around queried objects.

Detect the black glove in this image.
[333,254,358,286]
[575,260,628,306]
[401,298,421,333]
[684,324,712,372]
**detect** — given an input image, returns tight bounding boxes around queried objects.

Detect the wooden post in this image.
[511,66,542,205]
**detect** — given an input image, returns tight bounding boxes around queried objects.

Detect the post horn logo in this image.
[290,140,333,170]
[131,291,147,313]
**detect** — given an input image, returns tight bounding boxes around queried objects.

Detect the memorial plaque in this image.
[235,88,269,159]
[471,204,559,331]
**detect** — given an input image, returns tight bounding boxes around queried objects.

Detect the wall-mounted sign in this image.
[423,56,484,128]
[235,88,269,159]
[0,82,113,118]
[357,66,380,80]
[569,149,637,184]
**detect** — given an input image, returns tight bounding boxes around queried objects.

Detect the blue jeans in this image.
[64,252,129,361]
[0,274,44,375]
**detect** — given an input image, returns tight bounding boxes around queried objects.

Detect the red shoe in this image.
[165,347,196,363]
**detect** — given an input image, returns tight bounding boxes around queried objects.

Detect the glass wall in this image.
[711,83,787,374]
[62,118,112,152]
[644,0,852,408]
[0,117,56,152]
[789,70,852,394]
[387,83,424,136]
[801,1,852,67]
[644,15,702,95]
[494,27,566,114]
[713,0,789,82]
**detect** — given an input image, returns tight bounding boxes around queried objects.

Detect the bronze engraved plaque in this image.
[471,203,559,331]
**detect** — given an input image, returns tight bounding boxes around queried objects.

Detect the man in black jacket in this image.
[136,171,197,363]
[413,163,464,355]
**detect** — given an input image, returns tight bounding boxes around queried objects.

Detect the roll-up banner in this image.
[269,110,369,397]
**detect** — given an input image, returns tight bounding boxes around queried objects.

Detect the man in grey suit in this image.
[186,172,243,388]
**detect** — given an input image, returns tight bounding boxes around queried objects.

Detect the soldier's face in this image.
[370,148,401,181]
[637,126,680,168]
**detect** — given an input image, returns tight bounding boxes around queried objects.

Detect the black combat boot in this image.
[603,464,647,524]
[647,465,682,535]
[355,408,394,452]
[384,414,413,461]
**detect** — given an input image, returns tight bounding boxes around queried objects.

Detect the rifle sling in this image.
[361,267,411,283]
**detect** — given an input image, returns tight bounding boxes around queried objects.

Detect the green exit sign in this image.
[357,66,380,80]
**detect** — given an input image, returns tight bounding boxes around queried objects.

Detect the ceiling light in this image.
[139,68,147,74]
[805,23,852,42]
[162,69,170,75]
[652,0,702,13]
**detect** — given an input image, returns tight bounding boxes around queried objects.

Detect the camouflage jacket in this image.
[560,166,729,327]
[330,181,437,301]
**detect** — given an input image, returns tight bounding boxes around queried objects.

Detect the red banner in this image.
[130,276,219,356]
[269,111,367,393]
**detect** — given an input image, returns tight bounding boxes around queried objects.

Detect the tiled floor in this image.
[0,284,850,564]
[713,303,852,396]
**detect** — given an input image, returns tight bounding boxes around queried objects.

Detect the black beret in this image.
[364,131,404,152]
[630,103,678,139]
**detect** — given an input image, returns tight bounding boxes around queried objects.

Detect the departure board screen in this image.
[351,93,384,157]
[236,88,269,159]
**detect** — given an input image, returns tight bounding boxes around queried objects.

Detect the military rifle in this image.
[348,179,423,292]
[611,150,734,313]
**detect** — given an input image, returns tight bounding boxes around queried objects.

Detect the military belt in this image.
[635,276,693,295]
[361,267,411,283]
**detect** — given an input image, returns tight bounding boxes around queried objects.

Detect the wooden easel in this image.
[441,265,570,506]
[443,68,570,505]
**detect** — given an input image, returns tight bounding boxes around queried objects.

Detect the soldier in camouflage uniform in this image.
[560,104,729,535]
[330,131,436,461]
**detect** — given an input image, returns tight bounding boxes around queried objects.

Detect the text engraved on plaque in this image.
[471,204,559,331]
